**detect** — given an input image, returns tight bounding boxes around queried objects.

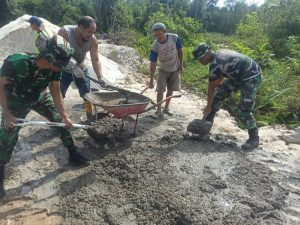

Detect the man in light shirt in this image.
[149,23,183,119]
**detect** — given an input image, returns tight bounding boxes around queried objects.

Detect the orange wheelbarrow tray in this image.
[83,91,181,133]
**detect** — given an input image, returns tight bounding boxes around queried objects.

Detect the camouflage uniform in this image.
[209,50,262,129]
[0,53,74,163]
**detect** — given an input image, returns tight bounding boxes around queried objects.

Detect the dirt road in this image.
[1,75,300,224]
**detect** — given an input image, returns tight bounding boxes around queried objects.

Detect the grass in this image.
[117,30,300,128]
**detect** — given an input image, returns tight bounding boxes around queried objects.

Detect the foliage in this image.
[236,13,267,48]
[146,8,204,47]
[109,0,134,32]
[260,0,300,58]
[8,0,94,26]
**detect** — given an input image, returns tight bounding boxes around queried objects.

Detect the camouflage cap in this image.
[39,35,74,69]
[152,22,167,32]
[193,43,211,60]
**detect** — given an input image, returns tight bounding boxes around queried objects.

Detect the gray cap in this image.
[152,22,167,31]
[26,16,42,27]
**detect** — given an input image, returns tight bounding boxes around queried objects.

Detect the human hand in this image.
[203,105,212,119]
[98,76,112,87]
[62,117,73,129]
[4,113,17,129]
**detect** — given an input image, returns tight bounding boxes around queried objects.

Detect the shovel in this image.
[15,118,94,130]
[86,75,131,94]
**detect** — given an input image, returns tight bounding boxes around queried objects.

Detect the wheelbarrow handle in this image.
[144,94,182,112]
[15,118,93,130]
[140,86,149,95]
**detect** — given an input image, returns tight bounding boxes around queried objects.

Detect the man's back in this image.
[209,49,261,81]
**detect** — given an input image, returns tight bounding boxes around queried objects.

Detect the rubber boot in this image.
[68,146,90,166]
[242,128,260,150]
[84,100,95,122]
[0,164,5,200]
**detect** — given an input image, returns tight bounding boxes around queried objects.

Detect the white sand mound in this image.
[99,43,142,71]
[0,15,125,84]
[281,127,300,144]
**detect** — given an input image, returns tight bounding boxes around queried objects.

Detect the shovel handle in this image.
[145,94,182,112]
[15,118,93,130]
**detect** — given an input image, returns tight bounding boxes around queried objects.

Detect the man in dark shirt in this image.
[193,43,262,150]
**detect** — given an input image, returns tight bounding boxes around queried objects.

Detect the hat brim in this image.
[194,50,210,61]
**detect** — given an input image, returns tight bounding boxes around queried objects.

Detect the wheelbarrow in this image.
[84,76,182,136]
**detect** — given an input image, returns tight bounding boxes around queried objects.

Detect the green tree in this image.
[236,12,268,48]
[147,8,203,46]
[260,0,300,57]
[110,0,134,32]
[0,0,11,26]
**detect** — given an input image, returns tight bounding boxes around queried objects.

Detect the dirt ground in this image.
[1,74,300,225]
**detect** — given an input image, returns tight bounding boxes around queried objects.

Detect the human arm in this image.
[49,81,72,128]
[178,48,184,74]
[149,49,158,89]
[0,78,16,128]
[90,38,103,81]
[57,28,69,41]
[176,37,184,74]
[203,77,224,117]
[149,62,157,89]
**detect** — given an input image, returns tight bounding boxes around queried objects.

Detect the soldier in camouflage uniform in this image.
[0,36,90,199]
[193,43,262,150]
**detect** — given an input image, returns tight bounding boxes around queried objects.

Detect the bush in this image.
[146,9,203,47]
[107,29,152,58]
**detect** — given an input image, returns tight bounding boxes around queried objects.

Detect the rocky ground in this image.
[0,15,300,225]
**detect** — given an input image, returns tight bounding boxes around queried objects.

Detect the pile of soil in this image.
[87,115,124,140]
[187,119,212,135]
[59,124,288,225]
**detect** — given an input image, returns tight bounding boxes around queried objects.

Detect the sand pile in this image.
[99,43,142,72]
[0,14,126,84]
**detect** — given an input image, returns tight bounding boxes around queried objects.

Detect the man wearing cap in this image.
[27,16,50,53]
[58,16,107,119]
[0,36,90,199]
[149,22,183,119]
[193,43,262,150]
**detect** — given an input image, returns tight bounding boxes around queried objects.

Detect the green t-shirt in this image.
[34,30,51,53]
[0,53,61,101]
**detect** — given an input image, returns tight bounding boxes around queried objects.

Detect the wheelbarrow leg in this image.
[94,105,98,121]
[133,114,140,135]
